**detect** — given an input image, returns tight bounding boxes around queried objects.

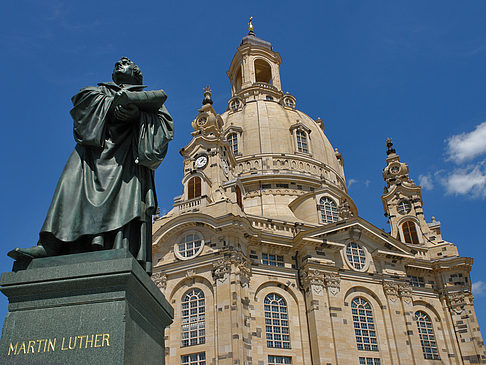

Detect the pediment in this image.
[296,217,416,261]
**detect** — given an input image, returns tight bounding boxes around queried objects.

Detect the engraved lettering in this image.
[8,342,17,356]
[36,339,44,353]
[6,333,110,355]
[85,334,94,348]
[77,335,85,349]
[17,341,26,355]
[61,337,68,351]
[94,334,102,348]
[48,338,56,352]
[27,340,35,354]
[68,336,77,350]
[102,333,110,347]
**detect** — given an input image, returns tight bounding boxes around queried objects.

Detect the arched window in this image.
[177,233,203,259]
[264,293,290,349]
[415,311,440,360]
[181,288,205,347]
[319,197,338,223]
[254,59,272,84]
[402,221,419,244]
[345,242,367,271]
[188,176,201,200]
[227,133,238,155]
[296,129,308,153]
[235,185,243,209]
[351,297,378,351]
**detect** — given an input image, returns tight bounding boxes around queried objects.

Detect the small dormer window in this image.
[319,197,338,223]
[266,95,274,101]
[227,133,238,155]
[296,130,308,153]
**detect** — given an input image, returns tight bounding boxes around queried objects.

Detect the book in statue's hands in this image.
[113,90,167,113]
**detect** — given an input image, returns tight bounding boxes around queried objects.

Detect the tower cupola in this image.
[227,18,283,99]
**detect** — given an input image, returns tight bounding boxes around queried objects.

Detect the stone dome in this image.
[221,100,345,183]
[219,31,355,222]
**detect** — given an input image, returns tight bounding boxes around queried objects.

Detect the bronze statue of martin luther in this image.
[9,57,174,274]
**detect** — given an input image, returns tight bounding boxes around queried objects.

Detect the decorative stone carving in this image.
[301,269,325,295]
[212,257,231,282]
[383,281,399,302]
[324,273,341,296]
[212,251,251,286]
[398,283,412,303]
[446,292,467,314]
[339,200,353,219]
[185,269,196,279]
[152,271,168,292]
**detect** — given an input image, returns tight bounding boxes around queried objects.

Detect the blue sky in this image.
[1,1,486,333]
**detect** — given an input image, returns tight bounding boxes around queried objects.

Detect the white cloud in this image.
[364,179,371,188]
[347,178,358,188]
[446,121,486,163]
[419,174,434,190]
[472,281,486,296]
[442,165,486,198]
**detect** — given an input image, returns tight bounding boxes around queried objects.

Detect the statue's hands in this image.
[114,104,140,121]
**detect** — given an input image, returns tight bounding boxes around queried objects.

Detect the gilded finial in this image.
[248,16,255,35]
[202,85,213,105]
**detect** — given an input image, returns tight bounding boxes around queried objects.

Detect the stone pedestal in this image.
[0,249,173,365]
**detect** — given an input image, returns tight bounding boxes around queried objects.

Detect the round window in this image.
[230,99,241,112]
[345,242,368,271]
[397,200,412,215]
[175,233,204,260]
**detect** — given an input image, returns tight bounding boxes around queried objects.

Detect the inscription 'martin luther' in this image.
[8,333,110,356]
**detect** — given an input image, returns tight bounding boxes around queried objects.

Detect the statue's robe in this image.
[39,82,174,274]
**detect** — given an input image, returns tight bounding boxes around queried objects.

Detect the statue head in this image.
[112,57,143,85]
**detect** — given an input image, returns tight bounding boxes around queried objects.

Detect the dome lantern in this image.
[227,19,283,99]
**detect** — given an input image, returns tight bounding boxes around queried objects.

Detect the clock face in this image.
[390,165,400,174]
[195,155,208,169]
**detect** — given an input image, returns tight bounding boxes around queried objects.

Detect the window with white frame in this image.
[181,289,205,347]
[319,197,338,223]
[359,358,381,365]
[227,132,238,155]
[262,253,284,267]
[176,233,203,259]
[268,355,292,364]
[181,352,206,365]
[345,242,367,271]
[415,311,440,360]
[264,293,290,349]
[295,129,308,153]
[351,297,378,351]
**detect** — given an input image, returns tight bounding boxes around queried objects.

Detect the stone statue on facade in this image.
[8,57,174,274]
